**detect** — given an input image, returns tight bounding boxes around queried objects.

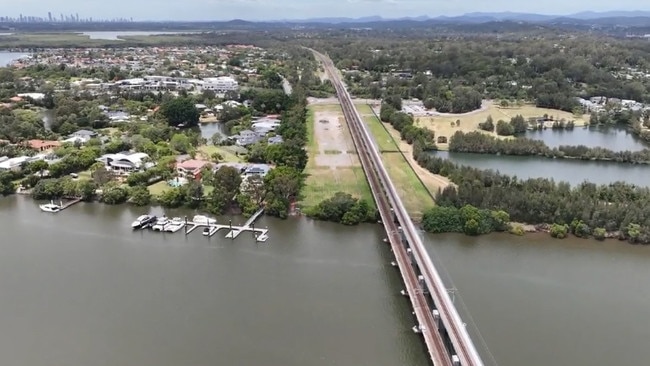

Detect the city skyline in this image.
[1,0,650,22]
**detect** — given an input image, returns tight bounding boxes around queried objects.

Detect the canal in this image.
[2,195,650,366]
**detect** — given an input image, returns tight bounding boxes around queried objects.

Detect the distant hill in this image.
[273,10,650,25]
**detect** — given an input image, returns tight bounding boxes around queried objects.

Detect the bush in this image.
[509,225,525,236]
[593,227,607,241]
[550,223,569,239]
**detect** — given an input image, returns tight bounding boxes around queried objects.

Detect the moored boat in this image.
[193,215,217,225]
[131,214,155,229]
[151,217,169,231]
[164,217,186,233]
[39,201,62,213]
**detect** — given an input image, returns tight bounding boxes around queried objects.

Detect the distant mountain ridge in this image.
[273,10,650,24]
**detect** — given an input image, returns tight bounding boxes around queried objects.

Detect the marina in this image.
[133,208,269,242]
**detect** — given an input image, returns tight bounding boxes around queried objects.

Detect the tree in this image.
[78,180,97,201]
[159,97,200,127]
[129,186,152,206]
[92,166,114,186]
[500,100,509,108]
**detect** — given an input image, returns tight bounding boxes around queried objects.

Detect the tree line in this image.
[449,131,650,164]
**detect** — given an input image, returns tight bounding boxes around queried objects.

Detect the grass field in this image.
[417,103,590,150]
[364,116,400,152]
[354,103,374,115]
[364,115,435,217]
[300,104,373,209]
[301,166,374,208]
[197,145,244,163]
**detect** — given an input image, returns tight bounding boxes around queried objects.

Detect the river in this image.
[2,195,650,366]
[433,125,650,186]
[82,31,198,40]
[433,150,650,186]
[0,51,29,66]
[526,125,648,151]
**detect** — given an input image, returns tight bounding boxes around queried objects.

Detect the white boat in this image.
[131,214,155,229]
[202,227,212,236]
[164,217,186,233]
[193,215,217,225]
[256,233,269,242]
[39,201,62,213]
[151,217,169,231]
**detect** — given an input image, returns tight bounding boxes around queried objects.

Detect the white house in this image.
[96,152,151,176]
[202,76,239,93]
[63,129,98,145]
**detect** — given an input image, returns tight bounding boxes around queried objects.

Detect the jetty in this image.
[183,208,268,241]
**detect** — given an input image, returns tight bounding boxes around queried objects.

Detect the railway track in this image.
[315,50,485,366]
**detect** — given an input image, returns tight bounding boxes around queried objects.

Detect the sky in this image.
[3,0,650,21]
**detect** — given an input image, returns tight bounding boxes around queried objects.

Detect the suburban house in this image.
[0,153,58,171]
[176,159,213,180]
[96,152,151,176]
[230,129,264,146]
[63,129,98,144]
[26,139,61,152]
[0,156,31,171]
[243,164,271,177]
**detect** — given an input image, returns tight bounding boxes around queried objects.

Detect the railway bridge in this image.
[313,50,486,366]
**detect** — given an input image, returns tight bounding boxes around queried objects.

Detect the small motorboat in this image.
[39,201,62,213]
[256,233,269,242]
[193,215,217,225]
[131,214,155,229]
[202,227,211,236]
[152,217,169,231]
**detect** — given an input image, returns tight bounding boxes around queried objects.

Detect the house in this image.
[268,136,284,145]
[176,159,213,180]
[215,162,246,173]
[64,129,98,144]
[231,129,263,146]
[27,139,61,152]
[243,164,271,177]
[0,156,33,171]
[70,129,98,140]
[96,152,151,176]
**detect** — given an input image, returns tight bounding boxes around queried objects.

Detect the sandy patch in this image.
[313,110,359,168]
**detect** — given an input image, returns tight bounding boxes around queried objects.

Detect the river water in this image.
[526,125,648,151]
[433,126,650,186]
[2,195,650,366]
[0,196,428,366]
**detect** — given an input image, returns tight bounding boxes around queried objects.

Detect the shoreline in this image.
[16,191,630,245]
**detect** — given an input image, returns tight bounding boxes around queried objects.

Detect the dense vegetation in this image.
[413,142,650,243]
[421,205,510,235]
[306,192,376,225]
[312,35,650,113]
[449,131,650,164]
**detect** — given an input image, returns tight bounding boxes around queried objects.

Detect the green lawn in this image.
[197,145,244,163]
[382,153,433,219]
[354,103,374,115]
[362,114,434,218]
[147,181,172,196]
[363,116,400,152]
[301,166,373,208]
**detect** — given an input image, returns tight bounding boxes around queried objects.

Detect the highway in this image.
[313,49,485,366]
